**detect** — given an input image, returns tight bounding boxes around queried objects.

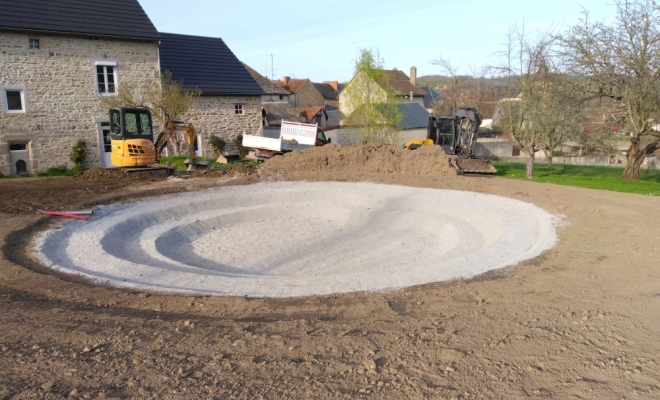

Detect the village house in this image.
[0,0,162,174]
[154,33,264,157]
[339,66,426,119]
[274,78,330,108]
[297,106,329,128]
[241,62,303,127]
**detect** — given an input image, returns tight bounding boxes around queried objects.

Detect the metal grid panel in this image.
[280,121,317,146]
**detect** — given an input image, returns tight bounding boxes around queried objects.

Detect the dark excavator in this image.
[404,107,496,174]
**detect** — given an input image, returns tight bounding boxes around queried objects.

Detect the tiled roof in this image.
[421,86,441,109]
[159,33,264,96]
[242,63,290,95]
[274,79,309,94]
[0,0,160,40]
[296,106,326,123]
[262,102,305,125]
[396,102,430,129]
[313,83,339,101]
[326,110,343,127]
[385,69,427,97]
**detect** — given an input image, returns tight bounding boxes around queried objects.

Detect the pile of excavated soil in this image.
[260,144,454,176]
[81,166,166,182]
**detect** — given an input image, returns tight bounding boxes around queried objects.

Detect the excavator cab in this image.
[428,117,456,152]
[109,107,157,167]
[404,108,496,174]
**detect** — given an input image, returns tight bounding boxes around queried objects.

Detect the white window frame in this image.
[1,86,28,114]
[235,104,244,115]
[92,60,120,96]
[29,38,40,49]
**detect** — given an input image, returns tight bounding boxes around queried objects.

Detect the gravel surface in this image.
[36,181,559,297]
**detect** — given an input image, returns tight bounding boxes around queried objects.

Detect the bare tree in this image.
[560,0,660,180]
[429,55,484,115]
[533,77,585,170]
[492,25,553,177]
[493,24,582,177]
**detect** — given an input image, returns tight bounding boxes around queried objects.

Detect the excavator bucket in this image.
[452,157,497,175]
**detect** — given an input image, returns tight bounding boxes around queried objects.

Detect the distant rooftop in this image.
[274,78,309,94]
[396,102,430,129]
[262,102,305,125]
[385,69,427,97]
[313,83,339,101]
[242,63,290,96]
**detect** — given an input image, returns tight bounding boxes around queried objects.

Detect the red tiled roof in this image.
[384,69,427,97]
[296,106,325,123]
[274,79,309,94]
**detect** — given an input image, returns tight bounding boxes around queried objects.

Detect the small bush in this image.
[69,140,88,165]
[209,135,226,156]
[37,166,73,177]
[71,164,87,175]
[234,134,249,157]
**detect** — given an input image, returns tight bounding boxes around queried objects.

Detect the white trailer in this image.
[242,120,330,161]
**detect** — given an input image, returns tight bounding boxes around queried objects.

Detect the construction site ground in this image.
[1,145,659,399]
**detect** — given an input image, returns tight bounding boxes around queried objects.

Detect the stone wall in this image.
[0,31,159,175]
[474,139,515,159]
[184,95,261,158]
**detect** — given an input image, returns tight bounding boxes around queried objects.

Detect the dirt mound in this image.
[190,164,258,178]
[81,166,166,182]
[82,166,127,180]
[260,144,454,176]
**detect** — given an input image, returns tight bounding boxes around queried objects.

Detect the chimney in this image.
[410,66,417,86]
[283,76,290,85]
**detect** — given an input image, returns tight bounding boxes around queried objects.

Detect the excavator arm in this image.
[452,108,482,158]
[154,121,176,162]
[152,120,197,168]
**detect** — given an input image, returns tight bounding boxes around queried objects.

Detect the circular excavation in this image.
[36,182,558,297]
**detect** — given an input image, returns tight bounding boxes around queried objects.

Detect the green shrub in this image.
[71,164,87,175]
[209,135,226,156]
[69,140,87,165]
[37,166,74,177]
[233,134,249,157]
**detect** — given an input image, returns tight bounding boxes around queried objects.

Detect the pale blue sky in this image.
[139,0,615,82]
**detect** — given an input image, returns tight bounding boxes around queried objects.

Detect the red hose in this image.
[42,211,87,221]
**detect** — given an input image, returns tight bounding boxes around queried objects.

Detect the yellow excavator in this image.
[109,107,203,171]
[404,107,496,174]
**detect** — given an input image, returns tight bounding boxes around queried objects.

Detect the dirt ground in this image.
[1,146,659,399]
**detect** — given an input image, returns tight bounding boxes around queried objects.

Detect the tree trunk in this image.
[526,152,535,178]
[622,142,645,180]
[543,149,553,171]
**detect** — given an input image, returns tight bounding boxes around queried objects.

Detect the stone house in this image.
[314,82,340,107]
[158,33,264,157]
[297,106,328,128]
[261,103,305,126]
[0,0,162,174]
[339,66,426,119]
[274,78,328,108]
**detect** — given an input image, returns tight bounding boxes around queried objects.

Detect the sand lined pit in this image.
[36,182,558,297]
